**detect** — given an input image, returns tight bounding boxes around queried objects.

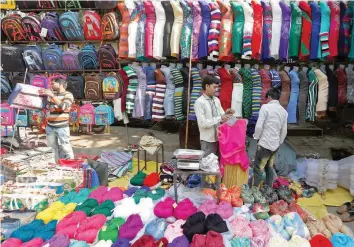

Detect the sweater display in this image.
[218,0,233,62]
[192,1,202,60]
[231,1,244,56]
[180,0,193,60]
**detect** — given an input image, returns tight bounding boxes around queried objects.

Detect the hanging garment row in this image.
[1,0,354,62]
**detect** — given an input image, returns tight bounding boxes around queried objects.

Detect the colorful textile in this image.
[279,2,291,61]
[289,2,302,58]
[171,68,185,121]
[328,0,340,59]
[251,0,263,60]
[319,0,331,58]
[250,68,262,119]
[136,1,147,61]
[241,2,253,59]
[123,66,139,115]
[299,1,312,61]
[188,67,203,120]
[152,69,166,121]
[180,0,193,60]
[208,2,221,61]
[192,0,202,60]
[310,1,321,60]
[144,0,156,59]
[306,69,319,121]
[239,68,252,118]
[218,1,233,61]
[261,1,272,61]
[231,1,244,56]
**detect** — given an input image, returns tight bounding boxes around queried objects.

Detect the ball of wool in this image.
[75,214,107,243]
[164,219,186,243]
[89,186,109,203]
[133,189,148,204]
[131,171,147,186]
[119,214,144,240]
[204,213,228,233]
[98,217,126,242]
[216,201,233,219]
[75,198,99,215]
[43,234,70,247]
[229,215,252,238]
[145,219,168,240]
[56,211,87,238]
[198,199,218,216]
[10,220,45,242]
[53,202,77,221]
[173,198,197,220]
[154,197,176,218]
[1,238,22,247]
[93,240,113,247]
[268,236,288,247]
[69,241,89,247]
[74,188,91,203]
[182,211,207,242]
[147,187,165,201]
[91,200,115,217]
[167,235,190,247]
[310,234,333,247]
[124,187,138,197]
[21,238,43,247]
[230,237,251,247]
[331,233,354,247]
[143,172,160,187]
[112,238,130,247]
[113,197,139,219]
[103,187,123,202]
[288,235,311,247]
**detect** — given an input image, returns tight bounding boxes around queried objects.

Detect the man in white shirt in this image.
[253,88,288,187]
[195,76,234,157]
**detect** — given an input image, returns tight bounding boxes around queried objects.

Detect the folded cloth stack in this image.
[56,211,87,238]
[74,214,107,243]
[322,214,353,237]
[309,234,333,247]
[89,186,123,203]
[330,232,354,247]
[98,217,126,242]
[145,219,168,240]
[306,159,339,193]
[131,235,168,247]
[58,188,91,204]
[198,200,233,219]
[10,219,57,242]
[164,219,186,242]
[219,184,243,207]
[119,214,144,241]
[100,151,132,167]
[167,235,189,247]
[282,212,310,239]
[113,197,155,223]
[267,215,291,240]
[190,230,225,247]
[200,153,220,172]
[36,201,76,223]
[173,198,198,220]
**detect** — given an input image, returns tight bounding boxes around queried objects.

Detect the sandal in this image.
[337,200,354,214]
[339,211,354,222]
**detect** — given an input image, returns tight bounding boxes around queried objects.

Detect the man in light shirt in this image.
[194,76,234,157]
[253,88,288,187]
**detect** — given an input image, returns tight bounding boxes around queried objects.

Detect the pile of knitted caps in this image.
[3,179,354,247]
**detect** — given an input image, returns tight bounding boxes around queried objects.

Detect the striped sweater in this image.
[207,2,221,61]
[123,66,139,115]
[47,91,74,128]
[188,67,202,121]
[251,68,262,119]
[171,68,185,121]
[152,69,166,121]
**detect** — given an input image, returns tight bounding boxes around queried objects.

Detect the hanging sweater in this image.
[289,2,302,59]
[299,1,312,61]
[345,66,354,104]
[136,2,147,61]
[171,68,185,121]
[270,69,281,88]
[124,66,139,115]
[231,1,244,56]
[338,1,348,58]
[144,0,156,59]
[251,0,263,60]
[349,2,354,60]
[259,69,272,105]
[279,71,291,109]
[326,66,338,112]
[208,2,221,61]
[239,68,252,118]
[143,65,156,120]
[342,2,352,58]
[328,0,340,59]
[118,2,130,59]
[180,0,193,60]
[298,69,309,123]
[310,1,321,60]
[261,1,272,61]
[250,68,262,120]
[188,67,203,120]
[314,68,329,118]
[306,69,319,122]
[161,66,175,117]
[218,67,233,111]
[336,67,348,107]
[287,70,300,124]
[152,69,166,122]
[192,1,202,60]
[319,0,331,59]
[218,1,233,62]
[270,0,282,60]
[279,2,291,61]
[242,2,254,59]
[199,0,211,59]
[131,65,147,118]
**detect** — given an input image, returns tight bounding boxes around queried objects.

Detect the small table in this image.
[137,144,164,173]
[173,168,221,203]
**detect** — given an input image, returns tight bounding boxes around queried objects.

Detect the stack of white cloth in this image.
[305,159,339,193]
[338,155,354,197]
[200,153,220,173]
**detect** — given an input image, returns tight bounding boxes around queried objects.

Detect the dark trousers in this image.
[253,145,278,187]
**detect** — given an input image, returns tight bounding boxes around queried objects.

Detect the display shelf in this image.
[1,40,114,44]
[10,7,101,12]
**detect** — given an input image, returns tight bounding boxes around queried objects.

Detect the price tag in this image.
[40,28,48,37]
[172,203,177,209]
[101,226,107,231]
[24,56,35,65]
[151,190,156,194]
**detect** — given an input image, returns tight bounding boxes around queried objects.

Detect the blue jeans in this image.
[46,126,74,162]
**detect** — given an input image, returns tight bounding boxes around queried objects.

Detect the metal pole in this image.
[184,32,194,149]
[9,108,20,153]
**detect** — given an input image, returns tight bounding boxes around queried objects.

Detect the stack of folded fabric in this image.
[306,159,339,193]
[98,217,126,243]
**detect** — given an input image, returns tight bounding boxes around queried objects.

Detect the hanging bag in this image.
[1,73,12,98]
[94,104,114,133]
[62,44,81,70]
[16,109,29,127]
[79,103,95,132]
[40,12,65,41]
[0,0,16,9]
[1,14,27,41]
[78,44,99,69]
[66,75,85,99]
[59,12,85,41]
[69,103,80,132]
[84,74,103,100]
[82,10,102,40]
[1,45,26,72]
[101,12,120,40]
[98,44,118,70]
[0,103,15,126]
[102,72,121,100]
[22,45,45,70]
[42,44,63,70]
[30,74,48,88]
[21,13,43,41]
